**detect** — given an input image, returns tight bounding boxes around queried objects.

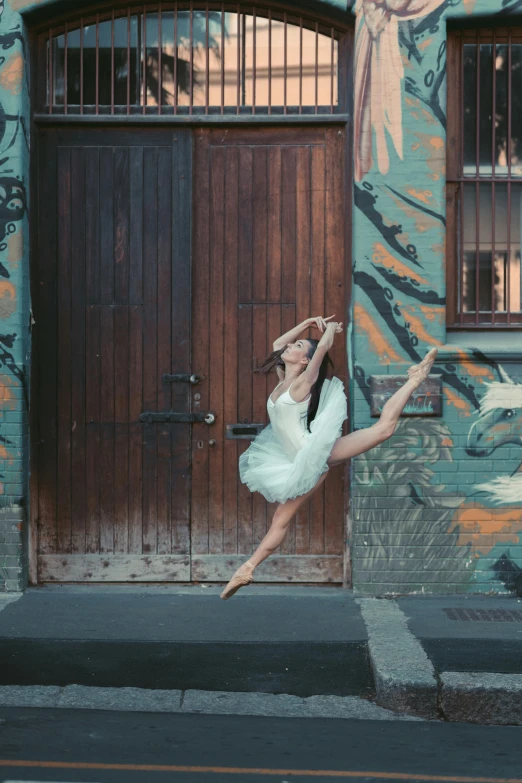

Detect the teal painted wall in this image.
[1,0,520,593]
[351,0,522,594]
[0,0,29,591]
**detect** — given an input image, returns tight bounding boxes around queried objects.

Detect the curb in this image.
[0,685,421,721]
[356,598,439,720]
[440,672,522,726]
[357,598,522,726]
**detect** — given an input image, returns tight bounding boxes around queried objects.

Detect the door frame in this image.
[27,9,353,586]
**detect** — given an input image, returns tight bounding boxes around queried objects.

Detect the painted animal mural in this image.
[468,369,522,503]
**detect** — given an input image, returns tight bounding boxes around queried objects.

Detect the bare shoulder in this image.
[289,374,313,403]
[276,366,285,381]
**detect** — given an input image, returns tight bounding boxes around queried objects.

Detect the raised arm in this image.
[291,321,343,397]
[272,315,333,351]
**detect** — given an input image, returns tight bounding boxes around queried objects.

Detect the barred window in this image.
[38,3,347,116]
[447,28,522,327]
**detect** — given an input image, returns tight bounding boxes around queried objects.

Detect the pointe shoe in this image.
[407,347,438,388]
[220,560,256,600]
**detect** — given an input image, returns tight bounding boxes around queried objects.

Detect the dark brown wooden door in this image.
[191,127,348,584]
[34,128,193,582]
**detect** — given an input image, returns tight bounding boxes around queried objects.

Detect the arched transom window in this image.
[39,4,348,115]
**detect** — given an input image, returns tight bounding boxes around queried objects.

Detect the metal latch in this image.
[140,412,215,424]
[162,373,203,385]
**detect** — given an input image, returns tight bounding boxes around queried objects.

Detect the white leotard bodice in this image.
[267,381,310,457]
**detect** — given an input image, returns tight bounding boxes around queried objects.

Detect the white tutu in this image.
[239,376,348,503]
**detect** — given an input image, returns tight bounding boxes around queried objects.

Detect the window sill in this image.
[439,332,522,361]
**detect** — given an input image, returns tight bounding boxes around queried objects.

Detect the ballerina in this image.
[220,314,438,599]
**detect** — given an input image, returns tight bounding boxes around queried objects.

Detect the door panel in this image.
[191,126,348,583]
[35,129,192,582]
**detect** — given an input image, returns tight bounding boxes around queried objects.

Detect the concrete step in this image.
[0,586,373,697]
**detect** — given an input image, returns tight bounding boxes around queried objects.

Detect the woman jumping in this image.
[220,315,438,600]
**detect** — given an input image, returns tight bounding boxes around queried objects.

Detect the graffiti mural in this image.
[352,0,522,593]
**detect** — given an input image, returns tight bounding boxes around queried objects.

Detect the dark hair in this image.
[255,339,333,431]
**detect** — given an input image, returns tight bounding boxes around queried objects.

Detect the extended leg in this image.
[220,473,328,600]
[328,347,438,465]
[249,472,328,568]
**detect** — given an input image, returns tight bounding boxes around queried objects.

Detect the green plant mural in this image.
[353,418,474,592]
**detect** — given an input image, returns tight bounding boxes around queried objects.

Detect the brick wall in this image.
[0,504,27,591]
[0,2,29,592]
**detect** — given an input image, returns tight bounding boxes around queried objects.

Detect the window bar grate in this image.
[236,3,241,113]
[95,14,99,115]
[492,179,496,323]
[491,30,496,322]
[492,29,496,179]
[64,22,68,113]
[459,31,464,325]
[283,11,287,114]
[252,7,257,114]
[142,5,147,114]
[475,180,480,324]
[268,8,272,115]
[507,29,512,324]
[474,32,480,324]
[299,16,303,115]
[315,20,319,114]
[173,5,178,114]
[158,4,162,114]
[189,1,194,115]
[330,26,335,114]
[111,11,115,115]
[43,4,343,118]
[47,29,52,113]
[127,8,130,114]
[205,3,210,113]
[80,19,84,114]
[221,3,225,114]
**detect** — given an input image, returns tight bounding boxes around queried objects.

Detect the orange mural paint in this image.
[7,231,23,268]
[451,350,496,381]
[353,304,403,364]
[0,281,17,320]
[421,108,438,126]
[406,188,433,205]
[372,243,430,286]
[398,306,443,347]
[385,191,439,233]
[419,304,445,326]
[444,387,472,415]
[0,376,19,412]
[0,53,23,95]
[452,504,522,553]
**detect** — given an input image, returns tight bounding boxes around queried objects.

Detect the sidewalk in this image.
[0,586,521,724]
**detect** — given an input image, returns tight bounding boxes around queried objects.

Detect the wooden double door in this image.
[33,125,348,584]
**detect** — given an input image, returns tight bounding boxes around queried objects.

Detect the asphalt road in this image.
[0,708,521,783]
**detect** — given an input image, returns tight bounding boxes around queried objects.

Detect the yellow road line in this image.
[0,761,521,782]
